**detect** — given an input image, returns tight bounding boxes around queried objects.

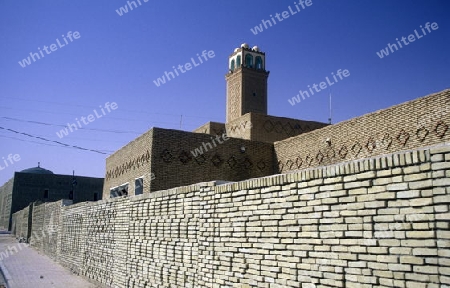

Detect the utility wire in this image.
[0,106,181,125]
[1,117,141,135]
[0,126,111,155]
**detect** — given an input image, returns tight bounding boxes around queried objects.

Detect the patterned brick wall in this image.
[13,143,450,288]
[225,67,269,123]
[104,128,274,199]
[226,70,243,123]
[274,89,450,174]
[104,129,154,198]
[150,128,274,193]
[193,121,226,136]
[226,113,329,144]
[225,113,253,140]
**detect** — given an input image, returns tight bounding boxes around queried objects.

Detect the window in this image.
[135,178,143,195]
[245,54,253,68]
[230,59,235,71]
[44,189,49,198]
[69,190,73,200]
[236,55,241,68]
[119,183,129,197]
[255,56,263,70]
[110,188,119,198]
[110,183,129,198]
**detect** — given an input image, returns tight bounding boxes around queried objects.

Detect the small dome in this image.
[240,43,249,49]
[234,48,239,53]
[252,46,259,52]
[20,166,54,175]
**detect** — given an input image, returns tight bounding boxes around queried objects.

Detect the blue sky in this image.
[0,0,449,185]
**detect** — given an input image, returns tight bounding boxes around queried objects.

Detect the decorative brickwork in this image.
[192,121,226,136]
[226,73,242,122]
[226,112,329,144]
[226,66,269,123]
[275,89,450,173]
[104,128,274,199]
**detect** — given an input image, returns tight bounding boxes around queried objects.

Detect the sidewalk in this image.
[0,232,102,288]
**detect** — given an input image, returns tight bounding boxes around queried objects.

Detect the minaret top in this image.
[227,43,266,73]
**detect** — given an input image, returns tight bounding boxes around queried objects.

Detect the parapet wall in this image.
[275,89,450,173]
[11,143,450,288]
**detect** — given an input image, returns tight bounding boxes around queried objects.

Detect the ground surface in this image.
[0,231,101,288]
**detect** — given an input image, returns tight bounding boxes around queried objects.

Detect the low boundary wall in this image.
[11,143,450,288]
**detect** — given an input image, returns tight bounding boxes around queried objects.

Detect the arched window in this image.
[236,55,241,68]
[230,59,235,71]
[255,56,263,70]
[245,54,253,68]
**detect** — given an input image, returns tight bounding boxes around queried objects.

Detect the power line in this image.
[1,117,141,135]
[0,106,181,125]
[0,126,111,155]
[0,134,114,152]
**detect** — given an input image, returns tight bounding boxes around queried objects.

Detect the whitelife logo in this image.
[0,154,21,172]
[18,31,81,68]
[190,133,230,158]
[153,50,215,87]
[288,69,350,106]
[115,0,149,16]
[376,22,439,59]
[190,122,252,157]
[250,0,313,35]
[56,102,118,139]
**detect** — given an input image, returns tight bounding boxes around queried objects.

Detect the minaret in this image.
[225,43,269,123]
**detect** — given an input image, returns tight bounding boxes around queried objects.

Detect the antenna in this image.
[328,88,332,124]
[180,115,183,129]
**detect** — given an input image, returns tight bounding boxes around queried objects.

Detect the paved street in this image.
[0,232,101,288]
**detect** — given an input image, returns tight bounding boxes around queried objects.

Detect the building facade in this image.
[0,165,103,230]
[103,43,449,201]
[104,44,329,199]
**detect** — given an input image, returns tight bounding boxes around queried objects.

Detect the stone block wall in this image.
[24,200,71,258]
[30,202,45,247]
[14,143,450,287]
[11,204,31,240]
[0,178,14,230]
[80,198,130,287]
[275,89,450,174]
[126,183,209,287]
[59,201,88,275]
